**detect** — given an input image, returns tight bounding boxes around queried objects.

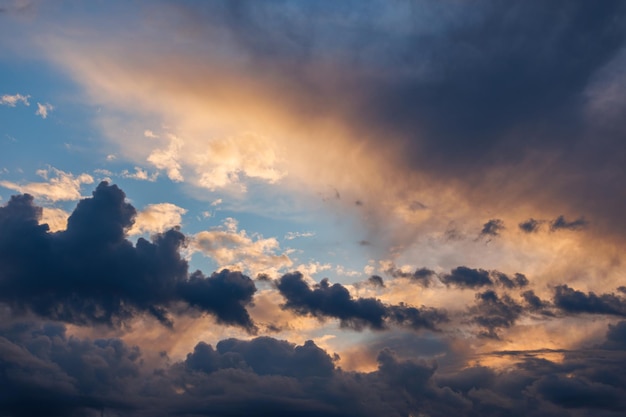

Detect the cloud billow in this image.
[0,182,257,330]
[276,272,447,331]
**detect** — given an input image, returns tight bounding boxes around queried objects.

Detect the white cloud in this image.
[35,102,54,119]
[0,168,94,201]
[147,134,184,182]
[284,231,316,240]
[121,166,158,182]
[41,207,70,232]
[192,217,293,275]
[128,203,187,236]
[0,93,30,107]
[144,129,158,138]
[295,261,332,277]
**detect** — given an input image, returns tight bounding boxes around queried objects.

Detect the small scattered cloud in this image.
[368,275,385,288]
[550,215,588,231]
[35,102,54,119]
[0,167,94,201]
[480,218,505,238]
[0,93,30,107]
[121,166,158,182]
[144,129,158,138]
[519,218,543,233]
[284,231,315,240]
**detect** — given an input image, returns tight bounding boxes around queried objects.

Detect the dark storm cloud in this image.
[0,321,140,417]
[0,182,257,330]
[174,0,626,241]
[553,285,626,317]
[3,318,626,417]
[480,219,504,238]
[276,272,447,331]
[550,215,589,231]
[186,336,335,378]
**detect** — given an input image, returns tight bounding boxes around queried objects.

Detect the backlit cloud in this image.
[0,168,93,201]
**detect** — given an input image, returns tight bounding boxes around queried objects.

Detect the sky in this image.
[1,0,626,416]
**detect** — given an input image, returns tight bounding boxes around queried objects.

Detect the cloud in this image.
[121,166,158,181]
[146,134,184,182]
[0,167,93,201]
[519,218,543,233]
[0,93,30,106]
[1,309,626,416]
[40,207,69,232]
[284,231,315,240]
[441,267,493,289]
[553,285,626,317]
[128,202,187,236]
[192,217,293,275]
[0,182,257,330]
[550,215,589,231]
[387,266,439,287]
[367,275,385,288]
[469,290,524,339]
[479,219,504,238]
[34,102,53,119]
[276,272,447,331]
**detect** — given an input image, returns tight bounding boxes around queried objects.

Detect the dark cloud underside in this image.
[0,182,257,330]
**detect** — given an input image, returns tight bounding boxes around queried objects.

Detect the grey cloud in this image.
[0,183,257,330]
[553,285,626,317]
[480,218,505,238]
[276,272,447,331]
[519,218,543,233]
[1,319,626,416]
[550,215,589,231]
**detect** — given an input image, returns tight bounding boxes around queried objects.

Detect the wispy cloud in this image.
[284,231,315,240]
[0,93,30,107]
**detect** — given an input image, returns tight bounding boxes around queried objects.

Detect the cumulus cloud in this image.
[192,217,293,275]
[128,202,187,236]
[2,319,626,417]
[276,272,447,331]
[0,167,93,201]
[0,182,257,330]
[553,285,626,317]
